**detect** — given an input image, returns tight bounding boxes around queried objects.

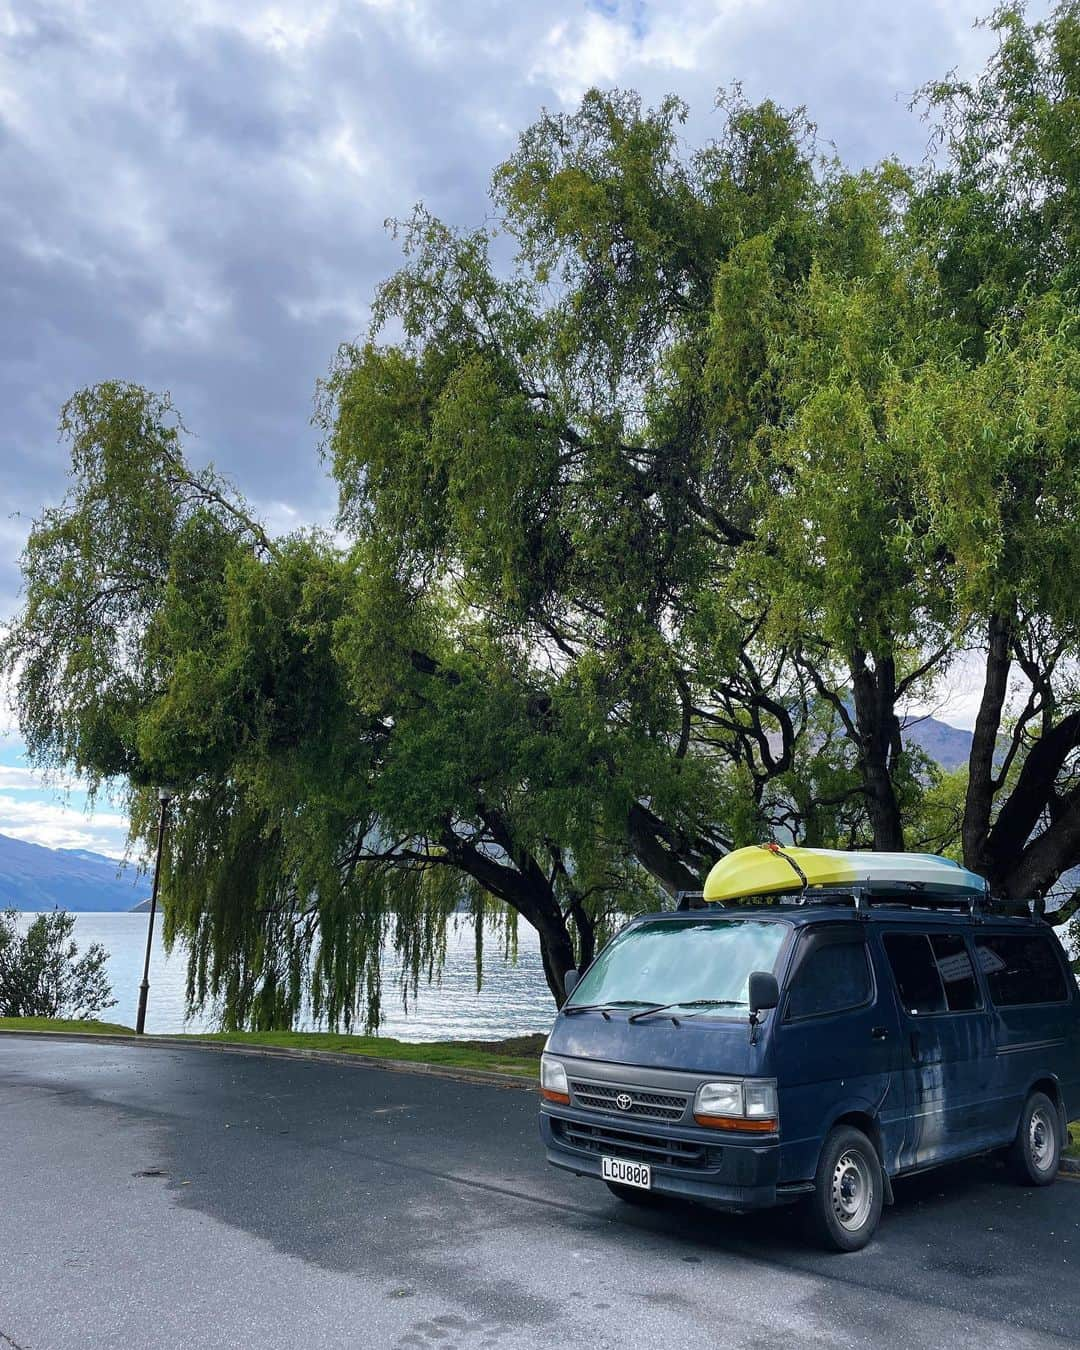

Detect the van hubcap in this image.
[1029,1109,1055,1171]
[832,1150,874,1231]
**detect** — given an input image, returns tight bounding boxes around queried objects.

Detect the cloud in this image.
[0,0,1046,702]
[0,664,125,851]
[0,794,130,857]
[0,764,49,791]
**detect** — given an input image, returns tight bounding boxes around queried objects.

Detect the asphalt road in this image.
[1,1039,1078,1350]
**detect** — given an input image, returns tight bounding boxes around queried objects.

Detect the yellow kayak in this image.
[702,844,987,902]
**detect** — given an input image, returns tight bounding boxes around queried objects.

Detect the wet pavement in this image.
[1,1037,1078,1349]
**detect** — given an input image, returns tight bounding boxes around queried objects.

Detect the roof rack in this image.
[682,883,1012,919]
[819,885,987,917]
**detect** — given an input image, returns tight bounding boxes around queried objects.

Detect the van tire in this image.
[604,1180,661,1206]
[806,1125,883,1252]
[1008,1092,1061,1186]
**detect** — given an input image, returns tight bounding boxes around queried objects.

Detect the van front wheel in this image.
[1008,1092,1061,1186]
[807,1126,883,1252]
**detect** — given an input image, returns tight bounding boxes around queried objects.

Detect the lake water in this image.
[17,913,558,1041]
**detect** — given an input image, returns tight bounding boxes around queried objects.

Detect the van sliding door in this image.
[879,931,998,1169]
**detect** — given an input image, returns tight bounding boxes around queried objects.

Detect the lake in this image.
[17,912,558,1041]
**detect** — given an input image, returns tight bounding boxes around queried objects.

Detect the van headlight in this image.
[695,1080,743,1117]
[540,1053,570,1105]
[694,1078,778,1132]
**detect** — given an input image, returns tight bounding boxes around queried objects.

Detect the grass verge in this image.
[0,1016,136,1035]
[1067,1120,1080,1159]
[181,1029,545,1077]
[0,1018,544,1078]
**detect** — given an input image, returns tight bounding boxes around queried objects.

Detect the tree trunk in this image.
[567,897,597,972]
[444,815,582,1007]
[990,790,1080,905]
[982,710,1080,881]
[627,801,711,893]
[849,649,905,851]
[535,910,579,1007]
[963,611,1012,875]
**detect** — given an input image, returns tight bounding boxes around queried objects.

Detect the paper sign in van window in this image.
[975,946,1007,975]
[935,952,975,984]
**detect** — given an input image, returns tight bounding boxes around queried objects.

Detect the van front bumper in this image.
[540,1102,785,1211]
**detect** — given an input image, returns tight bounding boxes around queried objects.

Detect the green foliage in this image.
[0,1017,133,1034]
[8,8,1080,1029]
[180,1028,545,1077]
[0,910,115,1019]
[912,1,1080,339]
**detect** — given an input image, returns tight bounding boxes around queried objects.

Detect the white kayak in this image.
[702,844,988,903]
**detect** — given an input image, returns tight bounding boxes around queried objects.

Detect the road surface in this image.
[1,1037,1078,1349]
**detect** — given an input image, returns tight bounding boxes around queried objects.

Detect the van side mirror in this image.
[748,971,780,1015]
[563,968,580,999]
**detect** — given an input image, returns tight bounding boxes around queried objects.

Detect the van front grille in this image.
[553,1118,711,1169]
[569,1079,689,1122]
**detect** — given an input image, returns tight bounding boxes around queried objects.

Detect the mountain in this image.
[58,846,123,867]
[901,715,973,772]
[0,833,149,912]
[765,711,975,772]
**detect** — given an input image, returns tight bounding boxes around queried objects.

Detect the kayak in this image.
[702,844,988,903]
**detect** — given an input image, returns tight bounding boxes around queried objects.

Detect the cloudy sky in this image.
[0,0,1028,856]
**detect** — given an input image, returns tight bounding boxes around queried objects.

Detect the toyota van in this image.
[539,854,1080,1251]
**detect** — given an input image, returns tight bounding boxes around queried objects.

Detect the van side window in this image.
[882,933,946,1015]
[786,941,871,1019]
[929,934,982,1011]
[973,933,1068,1006]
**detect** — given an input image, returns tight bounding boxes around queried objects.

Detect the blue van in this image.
[539,880,1080,1250]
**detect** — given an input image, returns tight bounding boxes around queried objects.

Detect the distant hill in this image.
[58,846,122,867]
[901,715,973,772]
[0,833,148,912]
[764,711,975,772]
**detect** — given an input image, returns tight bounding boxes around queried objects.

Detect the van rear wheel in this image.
[1008,1092,1061,1186]
[807,1126,883,1252]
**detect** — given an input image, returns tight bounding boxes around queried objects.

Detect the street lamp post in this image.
[135,787,175,1036]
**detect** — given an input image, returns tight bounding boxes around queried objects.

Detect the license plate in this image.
[602,1156,651,1190]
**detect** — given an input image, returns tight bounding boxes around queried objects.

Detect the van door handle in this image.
[910,1031,920,1062]
[871,1026,888,1040]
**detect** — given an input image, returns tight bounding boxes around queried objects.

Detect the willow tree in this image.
[4,94,846,1026]
[8,10,1080,1032]
[908,1,1080,909]
[730,1,1080,908]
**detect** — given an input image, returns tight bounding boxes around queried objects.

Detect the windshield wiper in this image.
[678,1000,746,1019]
[562,1000,651,1018]
[627,999,744,1024]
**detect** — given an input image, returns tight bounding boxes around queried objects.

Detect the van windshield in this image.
[566,919,787,1013]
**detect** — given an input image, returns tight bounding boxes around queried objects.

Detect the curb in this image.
[0,1029,539,1091]
[1061,1156,1080,1177]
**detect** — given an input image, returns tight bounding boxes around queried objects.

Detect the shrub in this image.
[0,908,116,1019]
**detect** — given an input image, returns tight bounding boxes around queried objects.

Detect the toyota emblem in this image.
[615,1092,633,1112]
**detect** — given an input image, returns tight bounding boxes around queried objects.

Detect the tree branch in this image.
[963,610,1012,871]
[985,710,1080,873]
